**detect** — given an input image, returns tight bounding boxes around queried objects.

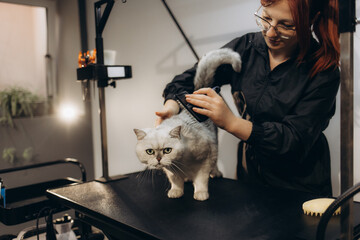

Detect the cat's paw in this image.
[167,189,184,199]
[210,169,223,178]
[194,191,209,201]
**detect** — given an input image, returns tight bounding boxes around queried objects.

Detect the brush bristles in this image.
[176,100,198,121]
[302,198,341,217]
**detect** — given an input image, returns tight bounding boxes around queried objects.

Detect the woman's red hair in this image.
[260,0,340,78]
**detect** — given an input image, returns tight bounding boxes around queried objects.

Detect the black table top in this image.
[46,172,360,240]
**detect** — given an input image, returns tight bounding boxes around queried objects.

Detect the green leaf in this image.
[22,147,33,162]
[0,87,42,127]
[3,147,16,164]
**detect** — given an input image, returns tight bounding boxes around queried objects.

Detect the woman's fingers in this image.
[193,87,218,96]
[155,110,171,126]
[154,99,180,126]
[186,95,211,110]
[185,87,219,111]
[185,87,235,130]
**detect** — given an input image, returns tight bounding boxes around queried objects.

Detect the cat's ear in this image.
[133,129,147,140]
[169,126,181,139]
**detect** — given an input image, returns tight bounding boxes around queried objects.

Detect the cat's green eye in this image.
[146,149,155,155]
[163,148,172,154]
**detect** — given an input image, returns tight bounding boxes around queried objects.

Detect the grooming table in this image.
[46,172,360,240]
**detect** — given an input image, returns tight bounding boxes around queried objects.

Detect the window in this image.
[0,0,56,100]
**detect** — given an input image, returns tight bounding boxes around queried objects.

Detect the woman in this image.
[156,0,340,196]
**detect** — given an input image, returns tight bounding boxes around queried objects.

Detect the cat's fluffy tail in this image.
[194,48,241,90]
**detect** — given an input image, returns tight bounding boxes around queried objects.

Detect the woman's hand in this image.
[155,99,179,126]
[186,88,252,140]
[185,88,235,130]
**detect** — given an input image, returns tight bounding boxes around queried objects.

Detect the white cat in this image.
[134,48,241,201]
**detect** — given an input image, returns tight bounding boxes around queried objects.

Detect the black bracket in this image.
[77,65,132,88]
[77,0,132,88]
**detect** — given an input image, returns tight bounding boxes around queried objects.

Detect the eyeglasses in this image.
[254,6,296,40]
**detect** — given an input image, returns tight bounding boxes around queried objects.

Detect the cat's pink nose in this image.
[156,157,161,162]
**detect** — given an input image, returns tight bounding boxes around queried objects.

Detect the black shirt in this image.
[163,32,340,196]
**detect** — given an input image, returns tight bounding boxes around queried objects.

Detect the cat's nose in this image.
[156,157,161,162]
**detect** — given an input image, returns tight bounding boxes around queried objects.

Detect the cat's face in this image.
[134,126,184,170]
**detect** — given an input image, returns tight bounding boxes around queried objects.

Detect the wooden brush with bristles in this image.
[302,198,341,216]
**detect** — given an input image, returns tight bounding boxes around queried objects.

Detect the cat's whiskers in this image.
[136,167,152,184]
[169,162,187,177]
[136,170,148,188]
[172,160,190,171]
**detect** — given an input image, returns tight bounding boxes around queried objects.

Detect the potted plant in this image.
[0,87,46,127]
[0,87,46,165]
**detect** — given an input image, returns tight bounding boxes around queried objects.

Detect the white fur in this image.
[194,48,241,90]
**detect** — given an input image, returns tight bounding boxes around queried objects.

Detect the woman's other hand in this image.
[155,99,179,126]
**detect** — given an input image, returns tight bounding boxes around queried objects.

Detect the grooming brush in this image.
[175,86,221,122]
[302,198,341,216]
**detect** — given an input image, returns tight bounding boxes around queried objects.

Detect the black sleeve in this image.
[162,64,197,103]
[247,68,340,162]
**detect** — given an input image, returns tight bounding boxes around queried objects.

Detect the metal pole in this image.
[161,0,199,61]
[78,0,88,52]
[338,0,356,238]
[98,87,109,180]
[93,0,127,182]
[340,32,354,240]
[95,1,110,181]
